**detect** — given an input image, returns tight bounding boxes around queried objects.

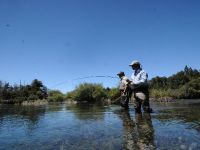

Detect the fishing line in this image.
[50,75,119,88]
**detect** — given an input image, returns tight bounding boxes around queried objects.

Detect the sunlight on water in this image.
[0,100,200,150]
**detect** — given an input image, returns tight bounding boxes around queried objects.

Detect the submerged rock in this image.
[180,144,187,150]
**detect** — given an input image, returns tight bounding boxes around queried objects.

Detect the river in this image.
[0,100,200,150]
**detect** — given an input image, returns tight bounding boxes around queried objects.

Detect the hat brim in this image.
[129,63,140,66]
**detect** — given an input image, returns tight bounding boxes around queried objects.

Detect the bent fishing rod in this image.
[50,75,119,88]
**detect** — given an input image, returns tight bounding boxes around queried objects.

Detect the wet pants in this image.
[120,89,132,109]
[132,91,151,113]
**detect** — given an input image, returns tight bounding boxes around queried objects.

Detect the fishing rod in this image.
[50,75,119,88]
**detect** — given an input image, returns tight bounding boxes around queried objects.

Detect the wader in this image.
[132,84,152,113]
[120,87,132,109]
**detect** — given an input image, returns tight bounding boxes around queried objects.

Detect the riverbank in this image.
[0,99,48,105]
[21,99,77,106]
[21,100,48,106]
[0,96,199,106]
[149,97,175,102]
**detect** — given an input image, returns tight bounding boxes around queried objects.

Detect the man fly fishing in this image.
[129,60,152,113]
[117,71,132,109]
[117,60,152,113]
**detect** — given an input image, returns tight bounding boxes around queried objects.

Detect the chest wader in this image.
[120,87,132,109]
[133,85,151,113]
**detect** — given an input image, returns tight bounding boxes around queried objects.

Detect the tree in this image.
[149,76,168,89]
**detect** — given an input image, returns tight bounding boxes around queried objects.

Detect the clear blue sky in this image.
[0,0,200,92]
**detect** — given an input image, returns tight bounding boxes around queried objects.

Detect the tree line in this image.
[0,66,199,104]
[0,79,47,103]
[149,66,200,99]
[0,79,120,103]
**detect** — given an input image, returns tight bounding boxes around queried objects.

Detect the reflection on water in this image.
[0,100,200,150]
[115,110,155,150]
[0,105,46,130]
[152,100,200,150]
[66,102,106,120]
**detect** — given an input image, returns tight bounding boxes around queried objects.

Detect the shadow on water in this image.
[114,109,155,150]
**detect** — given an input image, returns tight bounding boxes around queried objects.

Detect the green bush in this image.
[107,87,120,100]
[150,77,200,99]
[48,90,65,102]
[28,94,39,101]
[174,78,200,99]
[65,91,76,100]
[66,83,107,102]
[149,89,170,98]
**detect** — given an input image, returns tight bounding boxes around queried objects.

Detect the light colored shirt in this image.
[119,76,129,90]
[131,69,148,85]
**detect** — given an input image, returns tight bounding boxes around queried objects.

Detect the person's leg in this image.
[124,88,132,109]
[141,92,152,113]
[120,88,132,109]
[120,95,126,107]
[133,93,142,113]
[120,94,129,109]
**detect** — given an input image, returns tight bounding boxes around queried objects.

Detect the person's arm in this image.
[121,77,131,93]
[123,76,131,85]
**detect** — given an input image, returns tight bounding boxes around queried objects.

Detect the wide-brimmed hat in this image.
[129,60,140,66]
[117,71,125,76]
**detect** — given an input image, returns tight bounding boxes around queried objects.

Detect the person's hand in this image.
[127,79,132,84]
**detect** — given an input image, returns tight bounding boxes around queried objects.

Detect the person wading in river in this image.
[129,60,152,113]
[117,71,132,109]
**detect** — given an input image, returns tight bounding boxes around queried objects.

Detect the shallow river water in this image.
[0,100,200,150]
